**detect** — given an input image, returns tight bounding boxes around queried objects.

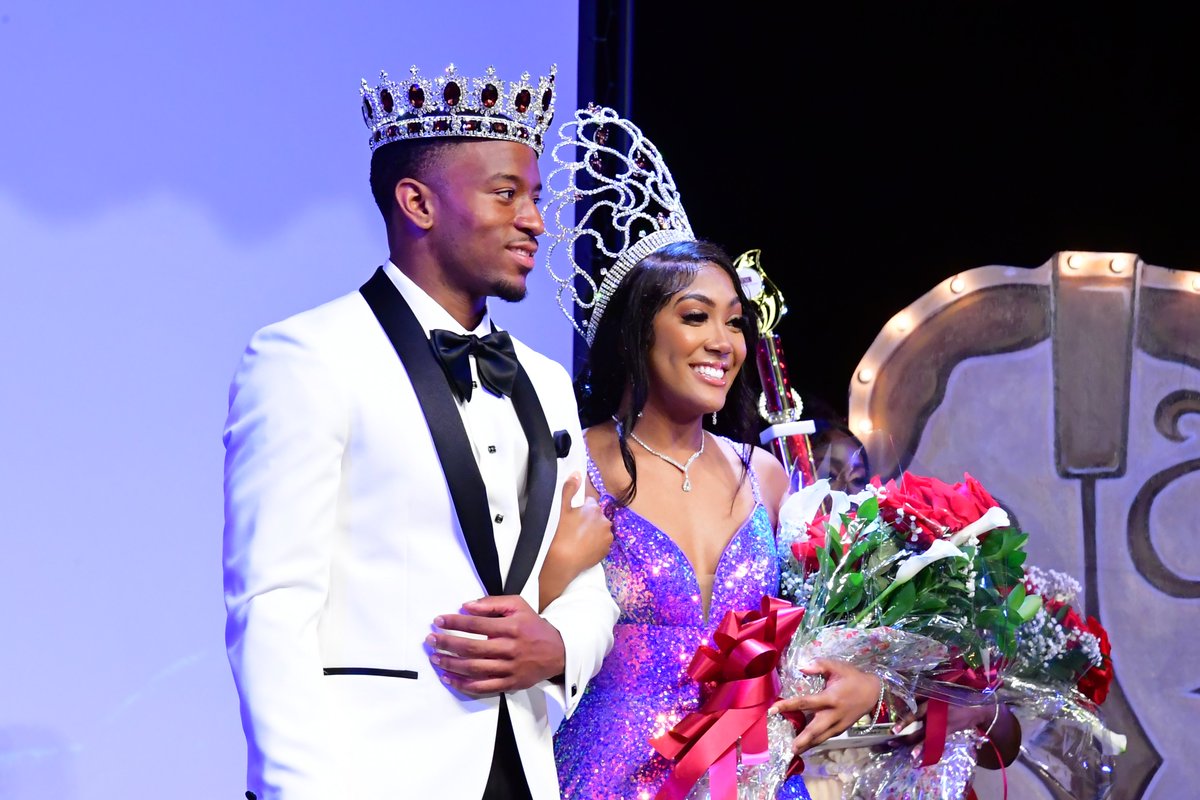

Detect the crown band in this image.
[584,229,694,345]
[360,63,557,155]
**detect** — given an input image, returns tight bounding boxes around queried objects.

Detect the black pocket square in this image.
[553,429,572,459]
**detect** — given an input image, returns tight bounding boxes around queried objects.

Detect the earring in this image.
[711,411,718,426]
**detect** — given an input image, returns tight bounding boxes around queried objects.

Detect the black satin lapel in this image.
[503,366,556,596]
[359,268,503,597]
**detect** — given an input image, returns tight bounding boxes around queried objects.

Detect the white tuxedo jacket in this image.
[223,268,618,799]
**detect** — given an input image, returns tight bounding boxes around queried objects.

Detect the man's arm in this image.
[535,379,619,719]
[427,361,618,719]
[223,325,346,799]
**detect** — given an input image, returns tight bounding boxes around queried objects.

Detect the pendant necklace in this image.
[613,415,705,492]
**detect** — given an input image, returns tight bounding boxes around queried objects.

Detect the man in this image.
[223,63,618,800]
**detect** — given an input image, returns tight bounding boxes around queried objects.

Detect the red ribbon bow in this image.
[650,597,806,800]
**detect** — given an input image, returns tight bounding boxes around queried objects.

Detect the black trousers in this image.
[481,696,533,800]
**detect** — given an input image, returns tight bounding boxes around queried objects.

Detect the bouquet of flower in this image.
[742,471,1040,799]
[1011,566,1113,705]
[998,566,1123,799]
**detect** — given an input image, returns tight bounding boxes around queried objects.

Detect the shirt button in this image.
[494,513,504,524]
[488,445,497,453]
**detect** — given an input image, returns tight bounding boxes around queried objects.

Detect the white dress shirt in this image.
[383,261,529,580]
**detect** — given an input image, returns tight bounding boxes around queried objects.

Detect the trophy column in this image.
[734,249,818,487]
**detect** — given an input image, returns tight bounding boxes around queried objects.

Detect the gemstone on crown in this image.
[360,63,557,155]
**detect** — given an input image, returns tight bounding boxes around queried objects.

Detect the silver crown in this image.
[542,105,695,344]
[360,63,557,154]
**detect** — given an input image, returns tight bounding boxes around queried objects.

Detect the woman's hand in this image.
[537,473,614,611]
[768,658,882,755]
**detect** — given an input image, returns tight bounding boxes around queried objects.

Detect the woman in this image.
[537,107,882,799]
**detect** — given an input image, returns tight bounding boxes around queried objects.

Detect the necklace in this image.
[613,415,706,492]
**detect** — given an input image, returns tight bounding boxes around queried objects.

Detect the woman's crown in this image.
[541,105,695,344]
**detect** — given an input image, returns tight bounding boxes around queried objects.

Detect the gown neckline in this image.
[614,499,764,626]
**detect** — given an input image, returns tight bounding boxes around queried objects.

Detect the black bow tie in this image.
[430,328,519,401]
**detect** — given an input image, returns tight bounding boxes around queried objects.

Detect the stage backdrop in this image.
[848,251,1200,800]
[0,3,579,797]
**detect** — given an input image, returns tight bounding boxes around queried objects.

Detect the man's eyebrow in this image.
[489,172,541,192]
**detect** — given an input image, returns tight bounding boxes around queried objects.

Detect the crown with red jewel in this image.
[360,63,556,154]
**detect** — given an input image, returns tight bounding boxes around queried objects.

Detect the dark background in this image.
[583,4,1200,420]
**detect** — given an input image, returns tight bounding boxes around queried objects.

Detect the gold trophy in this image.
[734,249,818,486]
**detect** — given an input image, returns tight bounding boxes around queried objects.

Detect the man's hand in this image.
[538,472,613,611]
[768,658,881,754]
[428,594,566,694]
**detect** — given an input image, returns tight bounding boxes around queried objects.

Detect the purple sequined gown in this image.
[554,442,786,799]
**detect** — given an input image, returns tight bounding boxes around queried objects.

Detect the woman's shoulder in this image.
[582,421,619,458]
[582,422,623,497]
[748,444,790,519]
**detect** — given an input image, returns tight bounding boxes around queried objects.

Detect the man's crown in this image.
[542,105,695,344]
[360,63,557,155]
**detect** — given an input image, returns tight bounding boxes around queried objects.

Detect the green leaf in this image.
[913,594,948,614]
[981,535,1003,558]
[856,496,879,522]
[828,525,844,563]
[816,544,835,576]
[825,568,864,614]
[828,574,865,615]
[843,535,878,567]
[976,608,1005,630]
[1006,583,1027,612]
[880,581,917,626]
[1016,595,1042,622]
[999,629,1018,658]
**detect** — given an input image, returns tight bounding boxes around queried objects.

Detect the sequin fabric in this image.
[554,439,786,799]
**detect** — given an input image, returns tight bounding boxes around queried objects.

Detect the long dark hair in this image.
[577,240,763,505]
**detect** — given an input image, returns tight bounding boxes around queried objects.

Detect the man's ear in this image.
[394,177,435,230]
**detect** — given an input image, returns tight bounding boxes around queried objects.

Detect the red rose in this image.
[960,473,999,515]
[790,513,843,570]
[940,473,998,529]
[873,473,962,547]
[874,472,1004,549]
[1060,606,1086,635]
[1077,616,1114,705]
